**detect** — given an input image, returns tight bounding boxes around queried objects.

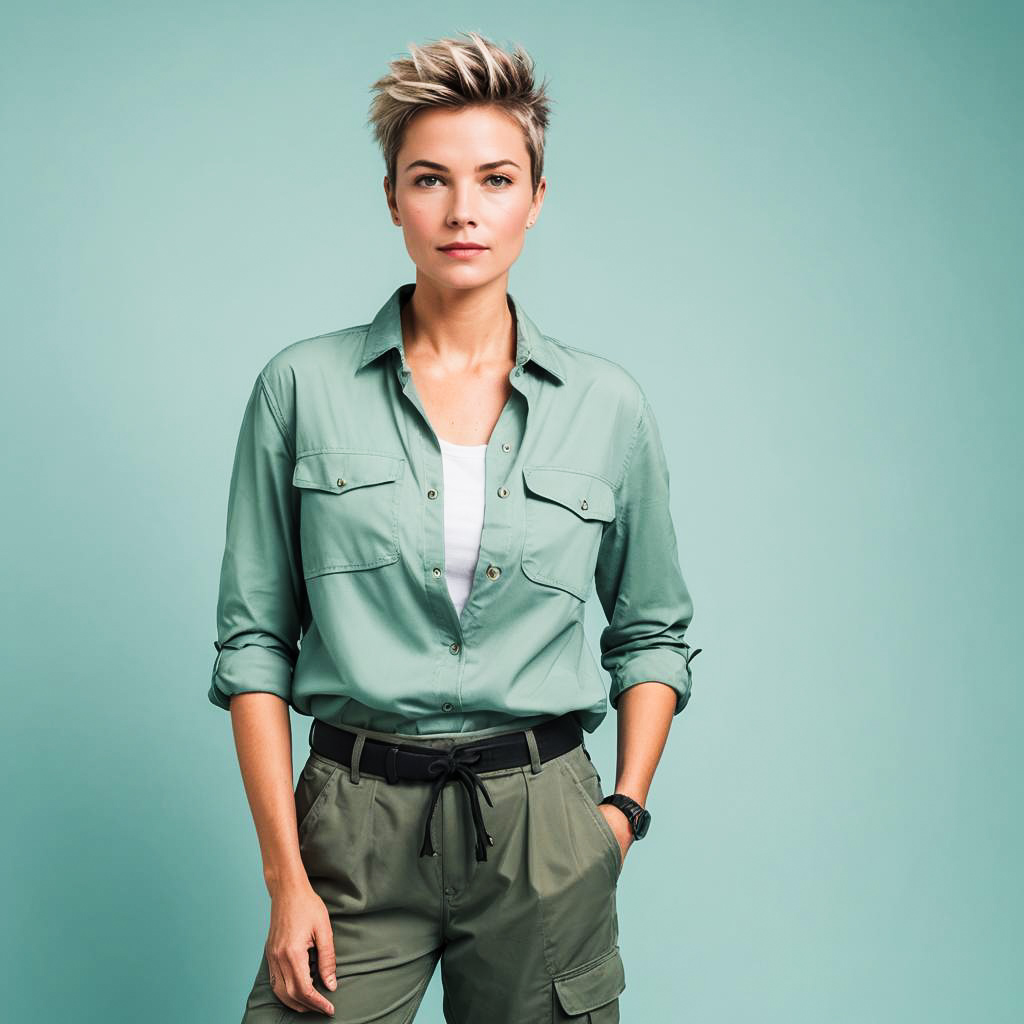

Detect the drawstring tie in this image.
[418,747,495,862]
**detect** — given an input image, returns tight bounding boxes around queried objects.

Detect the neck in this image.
[401,276,516,371]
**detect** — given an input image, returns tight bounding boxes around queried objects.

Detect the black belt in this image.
[308,713,585,862]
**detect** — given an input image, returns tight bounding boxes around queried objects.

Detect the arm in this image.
[210,372,336,1015]
[594,392,702,854]
[210,371,305,710]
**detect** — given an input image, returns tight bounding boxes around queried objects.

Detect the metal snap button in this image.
[501,442,511,452]
[485,565,501,580]
[337,478,346,487]
[427,488,438,499]
[497,486,509,498]
[449,642,460,654]
[580,499,589,511]
[432,567,442,578]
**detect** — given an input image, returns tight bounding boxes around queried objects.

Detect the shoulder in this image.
[257,323,369,391]
[545,334,648,427]
[239,323,371,445]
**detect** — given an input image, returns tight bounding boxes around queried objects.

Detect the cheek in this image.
[489,206,530,247]
[395,194,437,234]
[400,205,433,241]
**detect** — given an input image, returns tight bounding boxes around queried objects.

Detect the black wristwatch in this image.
[599,794,651,839]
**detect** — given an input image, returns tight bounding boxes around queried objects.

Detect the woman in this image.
[210,31,701,1023]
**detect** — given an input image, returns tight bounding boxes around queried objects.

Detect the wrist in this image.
[263,862,310,898]
[600,793,652,839]
[612,785,648,805]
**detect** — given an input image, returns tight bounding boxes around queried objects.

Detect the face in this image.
[385,104,545,292]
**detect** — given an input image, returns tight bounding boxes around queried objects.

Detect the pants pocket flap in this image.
[553,947,626,1015]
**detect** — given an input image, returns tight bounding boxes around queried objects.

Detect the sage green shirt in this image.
[209,282,700,736]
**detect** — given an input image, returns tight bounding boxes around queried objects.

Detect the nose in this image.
[446,182,478,227]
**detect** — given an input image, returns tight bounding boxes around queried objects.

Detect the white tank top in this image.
[438,436,488,616]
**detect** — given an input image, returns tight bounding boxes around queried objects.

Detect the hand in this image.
[266,881,338,1016]
[598,803,634,871]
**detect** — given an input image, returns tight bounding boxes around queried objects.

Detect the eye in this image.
[412,173,513,188]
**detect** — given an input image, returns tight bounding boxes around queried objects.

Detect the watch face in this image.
[633,808,652,838]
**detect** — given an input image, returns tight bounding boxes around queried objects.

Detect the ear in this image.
[384,176,401,225]
[528,176,547,225]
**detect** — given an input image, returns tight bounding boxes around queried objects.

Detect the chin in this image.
[428,264,502,289]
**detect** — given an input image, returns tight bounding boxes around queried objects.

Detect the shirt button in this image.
[497,486,509,498]
[336,478,346,487]
[449,642,460,654]
[501,442,511,452]
[432,567,442,578]
[442,702,455,712]
[485,565,501,580]
[427,488,438,499]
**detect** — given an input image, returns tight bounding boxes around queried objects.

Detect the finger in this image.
[277,947,317,1013]
[268,951,304,1014]
[286,946,335,1016]
[314,919,338,992]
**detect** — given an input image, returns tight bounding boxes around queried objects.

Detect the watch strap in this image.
[600,793,650,839]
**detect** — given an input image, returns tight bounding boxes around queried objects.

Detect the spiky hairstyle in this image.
[367,31,553,196]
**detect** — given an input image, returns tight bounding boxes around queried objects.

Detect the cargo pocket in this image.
[552,946,626,1022]
[522,466,615,601]
[292,450,405,579]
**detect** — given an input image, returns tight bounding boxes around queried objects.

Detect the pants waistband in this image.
[307,713,584,863]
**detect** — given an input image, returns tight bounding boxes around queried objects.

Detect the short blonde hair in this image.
[367,31,553,196]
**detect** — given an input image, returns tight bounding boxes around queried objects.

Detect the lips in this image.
[438,243,487,251]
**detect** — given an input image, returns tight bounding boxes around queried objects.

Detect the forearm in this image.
[230,692,308,896]
[613,681,676,804]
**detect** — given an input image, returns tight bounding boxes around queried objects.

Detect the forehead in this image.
[399,106,527,165]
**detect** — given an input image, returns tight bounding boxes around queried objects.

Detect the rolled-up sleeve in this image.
[208,370,305,710]
[594,392,701,715]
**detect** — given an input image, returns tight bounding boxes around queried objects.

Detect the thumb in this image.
[315,919,338,991]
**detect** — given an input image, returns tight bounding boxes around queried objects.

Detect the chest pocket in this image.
[521,466,616,601]
[292,450,405,580]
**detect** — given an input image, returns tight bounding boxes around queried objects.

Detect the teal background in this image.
[2,1,1020,1021]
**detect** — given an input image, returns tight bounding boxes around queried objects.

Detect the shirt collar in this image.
[357,282,567,385]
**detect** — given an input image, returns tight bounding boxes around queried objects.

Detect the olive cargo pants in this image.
[240,720,625,1023]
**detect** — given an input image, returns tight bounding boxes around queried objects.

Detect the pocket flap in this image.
[553,947,626,1015]
[293,451,404,494]
[522,467,615,522]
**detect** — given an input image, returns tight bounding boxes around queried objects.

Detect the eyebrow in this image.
[403,159,522,173]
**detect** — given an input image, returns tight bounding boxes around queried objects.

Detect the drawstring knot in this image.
[418,747,495,862]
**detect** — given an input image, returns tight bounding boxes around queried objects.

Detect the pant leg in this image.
[439,738,626,1023]
[239,723,522,1023]
[240,945,438,1024]
[240,731,451,1024]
